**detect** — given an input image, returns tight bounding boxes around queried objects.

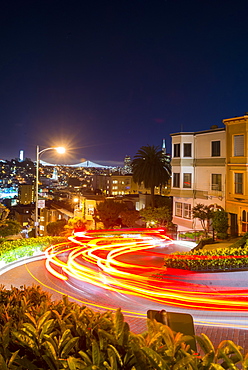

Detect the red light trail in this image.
[45,228,248,312]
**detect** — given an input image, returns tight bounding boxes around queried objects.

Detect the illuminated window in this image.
[234,135,244,156]
[87,207,94,215]
[211,174,222,191]
[211,141,220,156]
[183,143,191,157]
[183,173,191,188]
[234,173,243,194]
[113,180,118,184]
[173,173,180,188]
[183,204,191,219]
[175,202,182,217]
[174,143,180,157]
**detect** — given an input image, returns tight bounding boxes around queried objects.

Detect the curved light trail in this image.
[45,228,248,312]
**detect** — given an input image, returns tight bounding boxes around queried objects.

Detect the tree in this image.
[192,203,213,236]
[140,206,172,227]
[0,219,22,237]
[132,145,171,208]
[212,210,229,239]
[120,209,140,228]
[46,219,67,236]
[94,200,127,229]
[0,203,9,223]
[63,217,87,235]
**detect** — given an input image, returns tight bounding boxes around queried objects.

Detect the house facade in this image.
[170,127,226,231]
[223,114,248,236]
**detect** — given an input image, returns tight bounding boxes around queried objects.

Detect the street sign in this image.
[147,309,197,352]
[38,199,45,208]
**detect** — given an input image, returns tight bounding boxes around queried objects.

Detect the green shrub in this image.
[230,232,248,248]
[0,236,67,263]
[179,231,204,240]
[216,232,228,240]
[212,210,229,235]
[0,219,22,237]
[0,285,246,369]
[163,243,248,271]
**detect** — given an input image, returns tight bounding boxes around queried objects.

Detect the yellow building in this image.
[223,114,248,236]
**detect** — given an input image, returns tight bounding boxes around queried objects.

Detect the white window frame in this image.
[183,173,192,188]
[234,135,244,156]
[183,204,192,219]
[183,143,192,157]
[173,173,180,188]
[175,202,182,217]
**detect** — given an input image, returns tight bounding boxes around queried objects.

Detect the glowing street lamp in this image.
[35,145,66,237]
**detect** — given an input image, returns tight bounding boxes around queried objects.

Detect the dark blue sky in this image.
[1,0,248,165]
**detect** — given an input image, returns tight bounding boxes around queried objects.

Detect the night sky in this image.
[1,0,248,166]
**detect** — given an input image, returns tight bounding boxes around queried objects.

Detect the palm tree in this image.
[132,145,171,208]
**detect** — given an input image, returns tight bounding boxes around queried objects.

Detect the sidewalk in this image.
[202,237,240,251]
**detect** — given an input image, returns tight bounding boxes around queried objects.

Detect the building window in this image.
[183,143,192,157]
[183,173,192,188]
[87,207,94,215]
[234,135,244,156]
[242,210,248,233]
[173,173,180,188]
[234,173,243,194]
[211,174,222,191]
[174,143,180,157]
[175,202,182,217]
[212,141,220,157]
[183,204,191,219]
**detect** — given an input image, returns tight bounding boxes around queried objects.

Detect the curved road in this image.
[1,229,248,352]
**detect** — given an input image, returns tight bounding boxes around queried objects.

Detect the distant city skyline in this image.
[0,149,132,167]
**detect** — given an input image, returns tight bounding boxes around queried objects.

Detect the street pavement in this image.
[0,257,248,354]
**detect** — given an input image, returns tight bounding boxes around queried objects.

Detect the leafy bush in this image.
[229,232,248,248]
[0,236,67,263]
[216,232,228,240]
[47,219,67,236]
[212,210,229,235]
[0,219,22,237]
[0,285,247,369]
[163,244,248,271]
[179,231,204,241]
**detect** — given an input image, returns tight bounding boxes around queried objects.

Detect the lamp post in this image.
[35,145,65,237]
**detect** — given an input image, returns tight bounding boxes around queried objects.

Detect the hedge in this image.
[0,236,67,264]
[0,285,247,369]
[163,244,248,271]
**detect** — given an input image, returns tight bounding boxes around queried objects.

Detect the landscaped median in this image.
[0,236,67,268]
[163,244,248,271]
